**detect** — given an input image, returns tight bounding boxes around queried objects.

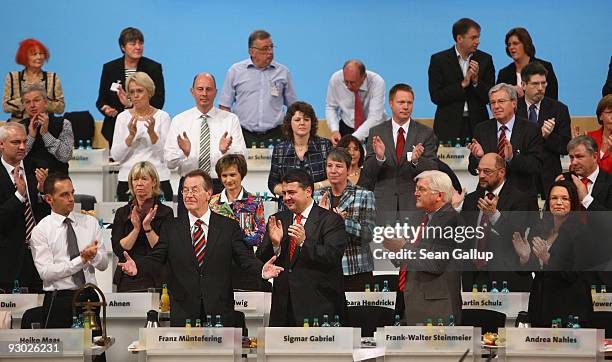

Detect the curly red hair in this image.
[15,39,49,66]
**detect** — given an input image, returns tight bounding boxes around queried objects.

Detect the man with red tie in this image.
[119,169,283,327]
[257,169,348,326]
[360,83,438,225]
[325,60,387,145]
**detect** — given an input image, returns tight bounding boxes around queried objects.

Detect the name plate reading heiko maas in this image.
[0,329,90,357]
[592,293,612,312]
[139,327,241,356]
[233,292,267,318]
[502,327,603,358]
[105,292,159,318]
[262,327,360,355]
[379,326,480,355]
[345,292,396,310]
[461,292,529,318]
[0,294,41,319]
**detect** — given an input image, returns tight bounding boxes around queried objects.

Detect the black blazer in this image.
[0,159,50,285]
[468,117,544,194]
[428,47,495,142]
[138,211,262,327]
[497,57,558,100]
[603,56,612,96]
[588,169,612,211]
[257,204,348,327]
[359,120,438,224]
[516,96,571,197]
[96,56,165,143]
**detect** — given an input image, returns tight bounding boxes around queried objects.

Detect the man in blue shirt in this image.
[219,30,297,146]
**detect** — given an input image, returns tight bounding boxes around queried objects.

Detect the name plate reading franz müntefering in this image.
[503,327,601,356]
[381,326,477,352]
[345,292,396,309]
[139,327,241,352]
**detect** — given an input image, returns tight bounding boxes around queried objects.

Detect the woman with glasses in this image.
[497,27,558,100]
[587,95,612,174]
[111,71,172,201]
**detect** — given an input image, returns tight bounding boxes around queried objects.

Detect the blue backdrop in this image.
[2,0,610,120]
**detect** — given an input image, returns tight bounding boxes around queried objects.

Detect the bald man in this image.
[165,73,247,215]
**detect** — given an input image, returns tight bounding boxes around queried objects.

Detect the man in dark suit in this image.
[383,170,463,325]
[0,123,49,293]
[468,83,544,195]
[428,18,495,143]
[119,169,282,327]
[96,27,165,148]
[360,83,438,224]
[461,153,537,291]
[516,62,571,198]
[257,169,348,327]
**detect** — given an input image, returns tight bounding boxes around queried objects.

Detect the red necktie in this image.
[290,213,303,262]
[354,90,363,130]
[192,219,207,268]
[581,177,590,193]
[398,214,429,292]
[475,192,495,269]
[396,127,405,164]
[498,125,508,159]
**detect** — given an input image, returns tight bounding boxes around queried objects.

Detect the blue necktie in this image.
[528,104,538,123]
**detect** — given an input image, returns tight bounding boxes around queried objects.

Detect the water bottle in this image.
[312,318,319,327]
[85,139,92,150]
[454,138,462,148]
[382,280,390,292]
[205,315,212,327]
[195,319,202,327]
[185,319,192,328]
[472,284,478,293]
[437,318,445,326]
[332,315,341,327]
[321,314,331,327]
[71,316,82,328]
[481,284,488,293]
[448,315,455,326]
[159,192,166,203]
[591,284,598,295]
[364,283,370,292]
[78,139,84,150]
[501,281,510,293]
[12,280,20,294]
[303,318,310,328]
[572,316,580,328]
[214,315,223,328]
[259,141,265,149]
[602,285,608,293]
[393,314,401,326]
[373,284,380,292]
[426,318,433,326]
[566,315,574,328]
[551,319,559,328]
[250,141,257,150]
[491,281,499,293]
[464,137,471,147]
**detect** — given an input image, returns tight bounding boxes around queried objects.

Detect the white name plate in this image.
[345,291,396,309]
[139,327,241,354]
[70,148,109,166]
[437,147,469,170]
[0,294,42,319]
[246,148,272,171]
[233,292,267,318]
[378,326,479,354]
[263,327,360,354]
[592,293,612,312]
[502,327,603,357]
[0,328,90,356]
[461,292,529,318]
[105,292,159,318]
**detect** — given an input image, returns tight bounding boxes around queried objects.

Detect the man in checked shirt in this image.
[314,148,376,291]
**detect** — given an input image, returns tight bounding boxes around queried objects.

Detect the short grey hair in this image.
[326,148,352,169]
[20,83,47,99]
[0,122,26,141]
[488,83,517,102]
[567,135,598,155]
[414,170,453,203]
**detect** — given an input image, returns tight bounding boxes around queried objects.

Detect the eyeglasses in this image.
[527,81,547,88]
[489,99,511,106]
[476,168,501,176]
[415,186,437,194]
[251,45,275,53]
[182,186,203,195]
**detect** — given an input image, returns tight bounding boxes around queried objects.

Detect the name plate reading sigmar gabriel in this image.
[263,327,360,355]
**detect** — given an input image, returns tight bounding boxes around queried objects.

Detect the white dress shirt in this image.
[497,116,516,143]
[111,109,172,181]
[455,46,473,114]
[30,211,108,291]
[581,167,599,209]
[325,69,387,141]
[220,188,245,203]
[165,107,247,178]
[375,118,411,163]
[1,157,29,203]
[525,99,542,119]
[188,209,211,241]
[273,199,314,255]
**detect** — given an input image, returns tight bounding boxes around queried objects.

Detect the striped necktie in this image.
[13,166,35,242]
[192,219,207,268]
[497,125,508,159]
[198,114,211,172]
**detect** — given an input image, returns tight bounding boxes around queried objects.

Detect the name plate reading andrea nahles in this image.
[105,292,160,318]
[503,327,602,357]
[380,326,479,353]
[264,327,360,354]
[0,294,40,318]
[461,292,529,318]
[0,340,63,357]
[139,327,241,353]
[592,293,612,312]
[345,291,396,309]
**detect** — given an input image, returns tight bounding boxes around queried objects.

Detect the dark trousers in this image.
[116,180,173,202]
[339,120,354,137]
[19,248,43,293]
[177,176,224,217]
[241,126,283,147]
[343,271,374,292]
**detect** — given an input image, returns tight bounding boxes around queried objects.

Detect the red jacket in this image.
[587,127,612,174]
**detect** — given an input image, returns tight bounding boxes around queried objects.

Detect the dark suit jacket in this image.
[138,211,263,327]
[359,120,438,224]
[0,159,50,286]
[588,169,612,211]
[497,58,559,100]
[602,56,611,96]
[516,96,571,197]
[428,47,495,142]
[469,117,544,194]
[400,203,463,325]
[96,56,165,144]
[257,204,348,327]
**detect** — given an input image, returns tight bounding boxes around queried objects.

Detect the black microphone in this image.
[43,291,57,329]
[458,349,470,362]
